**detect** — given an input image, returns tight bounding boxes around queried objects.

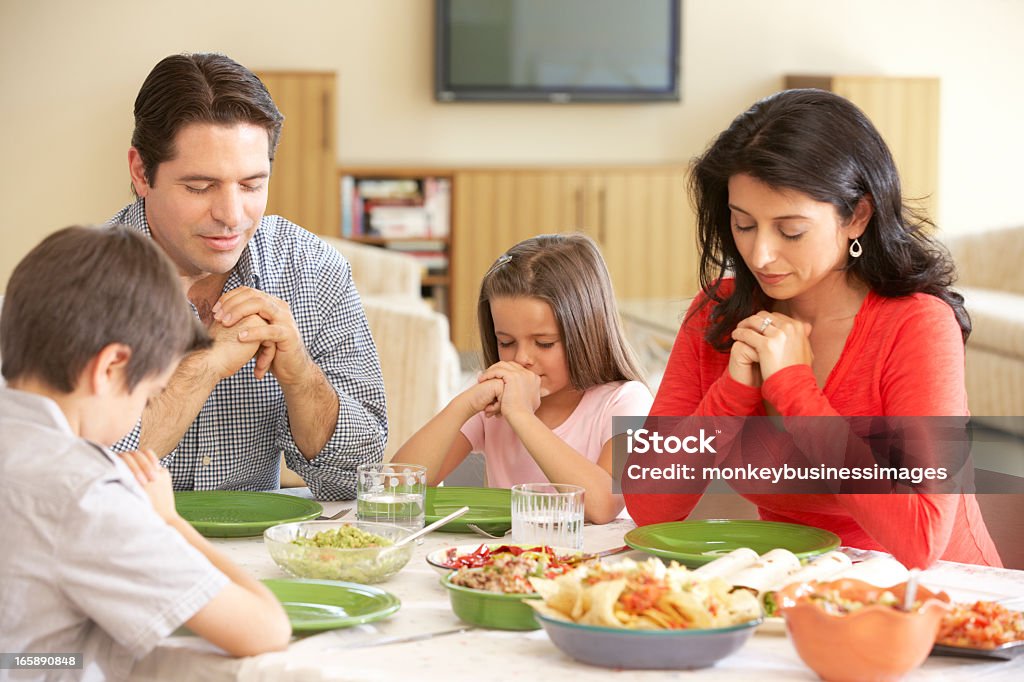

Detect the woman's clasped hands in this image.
[729,311,813,387]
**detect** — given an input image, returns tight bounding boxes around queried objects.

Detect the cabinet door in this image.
[592,168,697,302]
[832,76,940,222]
[785,75,940,223]
[451,171,527,350]
[256,71,339,236]
[451,167,697,352]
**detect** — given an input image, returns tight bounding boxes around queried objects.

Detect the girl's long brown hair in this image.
[477,233,647,390]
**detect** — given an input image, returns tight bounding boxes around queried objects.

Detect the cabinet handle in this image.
[574,187,583,231]
[598,187,607,244]
[322,91,330,151]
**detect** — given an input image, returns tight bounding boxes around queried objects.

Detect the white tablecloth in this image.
[130,493,1024,681]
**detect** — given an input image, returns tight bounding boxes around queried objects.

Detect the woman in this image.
[624,89,1001,568]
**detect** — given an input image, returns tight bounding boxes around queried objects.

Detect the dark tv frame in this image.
[434,0,681,103]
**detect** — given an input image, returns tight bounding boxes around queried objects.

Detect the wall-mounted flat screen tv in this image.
[435,0,681,103]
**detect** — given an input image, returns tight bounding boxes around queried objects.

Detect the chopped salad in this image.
[448,545,577,594]
[804,586,906,615]
[938,601,1024,649]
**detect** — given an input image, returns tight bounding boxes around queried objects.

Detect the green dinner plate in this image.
[624,519,841,567]
[263,579,400,633]
[424,486,511,535]
[174,491,323,538]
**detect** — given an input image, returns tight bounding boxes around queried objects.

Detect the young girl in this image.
[395,234,653,524]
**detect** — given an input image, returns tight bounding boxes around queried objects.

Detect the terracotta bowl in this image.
[776,578,951,682]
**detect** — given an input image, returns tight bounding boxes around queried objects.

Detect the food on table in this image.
[690,547,913,618]
[690,547,759,580]
[937,600,1024,649]
[760,551,852,616]
[529,557,761,630]
[292,524,393,549]
[726,548,802,595]
[266,522,412,583]
[776,578,951,681]
[448,546,577,594]
[441,544,574,570]
[794,583,910,614]
[832,555,909,586]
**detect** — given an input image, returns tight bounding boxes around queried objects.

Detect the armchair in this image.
[944,225,1024,434]
[321,238,462,459]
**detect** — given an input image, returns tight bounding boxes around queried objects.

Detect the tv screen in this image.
[435,0,681,103]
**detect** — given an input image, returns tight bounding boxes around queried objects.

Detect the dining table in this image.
[129,489,1024,681]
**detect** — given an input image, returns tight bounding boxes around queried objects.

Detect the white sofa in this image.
[944,225,1024,433]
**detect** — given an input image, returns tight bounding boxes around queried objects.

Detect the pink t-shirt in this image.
[460,380,654,488]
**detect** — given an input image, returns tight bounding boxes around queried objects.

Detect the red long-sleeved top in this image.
[624,280,1002,568]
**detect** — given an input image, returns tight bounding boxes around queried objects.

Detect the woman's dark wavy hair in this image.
[690,88,969,350]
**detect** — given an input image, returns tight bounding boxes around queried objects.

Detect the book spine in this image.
[340,175,354,237]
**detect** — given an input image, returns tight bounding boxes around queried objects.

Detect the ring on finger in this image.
[758,317,774,334]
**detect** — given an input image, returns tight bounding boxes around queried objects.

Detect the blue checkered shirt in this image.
[110,199,387,500]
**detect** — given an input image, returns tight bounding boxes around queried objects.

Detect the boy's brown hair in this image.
[477,233,647,390]
[1,225,210,391]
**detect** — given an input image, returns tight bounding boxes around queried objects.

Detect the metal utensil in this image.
[316,508,352,521]
[466,523,512,539]
[330,626,476,650]
[567,544,632,565]
[391,506,471,548]
[903,567,921,611]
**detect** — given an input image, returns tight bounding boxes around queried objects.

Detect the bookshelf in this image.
[338,167,453,320]
[337,164,697,351]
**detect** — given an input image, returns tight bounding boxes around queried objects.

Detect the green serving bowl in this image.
[441,573,541,630]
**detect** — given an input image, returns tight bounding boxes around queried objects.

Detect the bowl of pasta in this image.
[527,558,763,669]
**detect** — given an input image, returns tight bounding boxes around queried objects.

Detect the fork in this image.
[316,508,352,521]
[467,523,512,539]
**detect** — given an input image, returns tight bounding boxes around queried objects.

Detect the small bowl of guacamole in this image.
[264,520,415,583]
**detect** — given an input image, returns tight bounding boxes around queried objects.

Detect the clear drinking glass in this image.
[356,462,427,531]
[510,483,585,550]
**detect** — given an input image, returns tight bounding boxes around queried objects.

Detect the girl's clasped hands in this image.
[472,361,550,419]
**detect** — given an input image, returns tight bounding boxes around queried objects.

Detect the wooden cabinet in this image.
[450,167,696,351]
[785,75,941,222]
[256,71,339,236]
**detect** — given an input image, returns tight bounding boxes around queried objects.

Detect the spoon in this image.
[392,506,471,548]
[903,568,921,611]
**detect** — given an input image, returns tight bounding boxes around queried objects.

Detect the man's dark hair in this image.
[131,52,284,193]
[1,225,210,391]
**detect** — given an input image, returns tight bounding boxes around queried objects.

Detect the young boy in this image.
[0,226,290,681]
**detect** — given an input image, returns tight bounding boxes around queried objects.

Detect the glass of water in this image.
[510,483,585,550]
[356,462,427,531]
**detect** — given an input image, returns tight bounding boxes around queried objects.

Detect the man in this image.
[111,53,386,500]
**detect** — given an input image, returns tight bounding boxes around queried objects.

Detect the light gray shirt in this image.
[0,387,229,681]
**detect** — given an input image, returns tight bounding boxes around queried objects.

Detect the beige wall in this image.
[2,0,1023,288]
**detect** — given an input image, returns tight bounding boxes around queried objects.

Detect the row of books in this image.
[340,176,451,239]
[387,240,449,274]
